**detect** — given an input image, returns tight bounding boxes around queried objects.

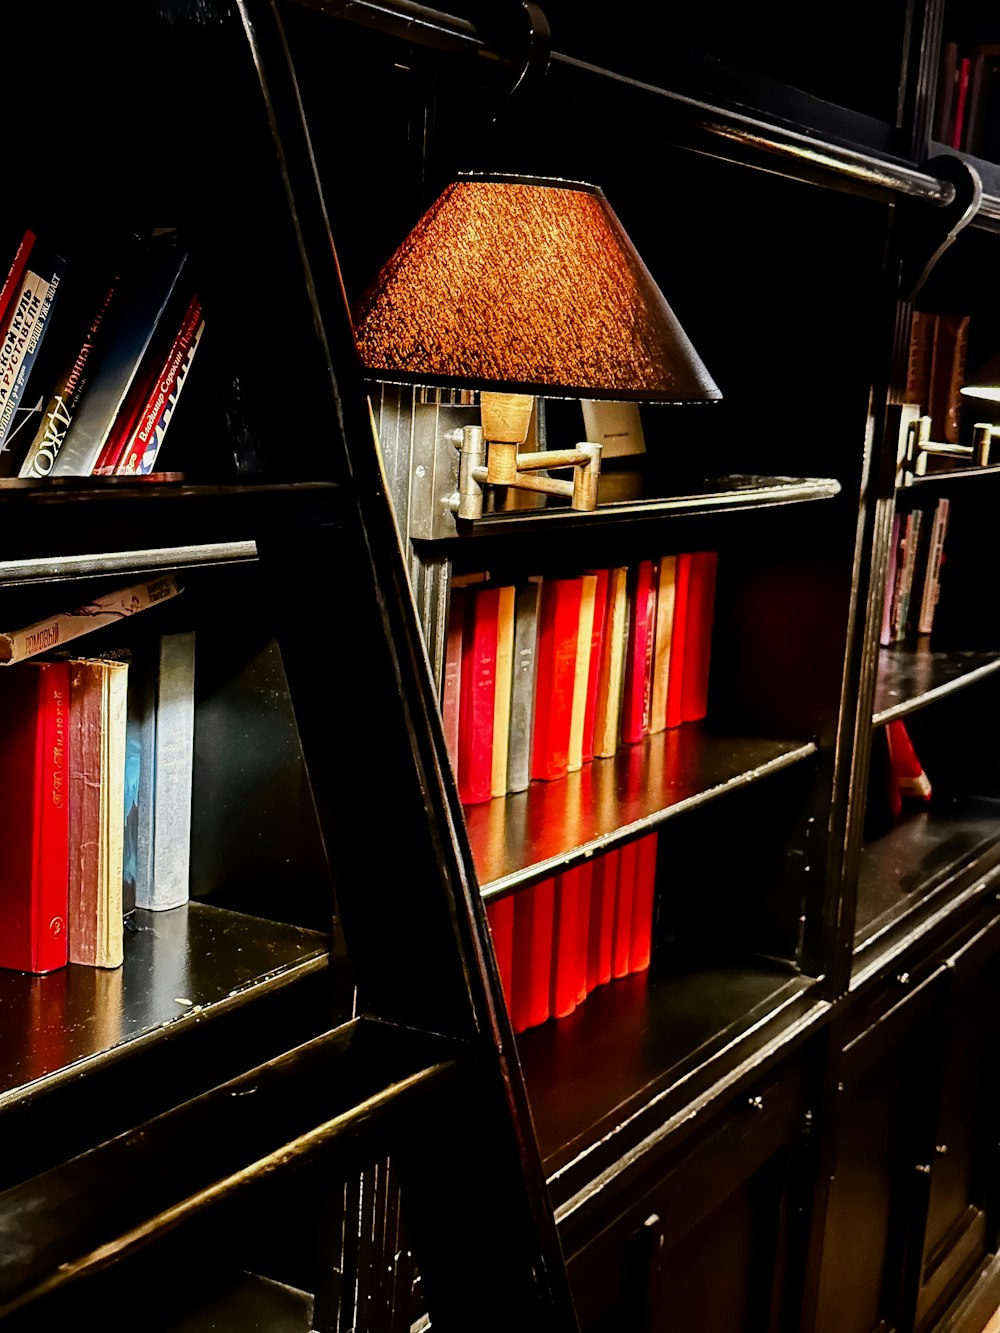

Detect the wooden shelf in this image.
[855,798,1000,950]
[468,728,817,900]
[0,903,330,1108]
[518,962,821,1205]
[873,646,1000,725]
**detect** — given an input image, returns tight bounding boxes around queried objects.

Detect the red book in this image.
[511,877,555,1032]
[680,551,718,724]
[457,585,501,805]
[886,719,932,802]
[530,576,584,782]
[550,869,580,1019]
[440,586,465,774]
[664,552,694,729]
[485,894,515,1014]
[629,833,658,974]
[588,849,619,990]
[620,559,657,745]
[0,660,70,973]
[0,228,35,342]
[575,860,593,1003]
[951,56,972,150]
[581,568,610,764]
[612,840,638,979]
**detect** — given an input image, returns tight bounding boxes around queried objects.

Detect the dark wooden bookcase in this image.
[4,0,1000,1330]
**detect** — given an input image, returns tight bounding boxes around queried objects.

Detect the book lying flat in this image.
[0,573,181,666]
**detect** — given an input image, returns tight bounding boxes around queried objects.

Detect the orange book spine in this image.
[575,861,593,1003]
[531,577,584,782]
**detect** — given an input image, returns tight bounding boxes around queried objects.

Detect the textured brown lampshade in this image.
[352,173,721,404]
[960,352,1000,403]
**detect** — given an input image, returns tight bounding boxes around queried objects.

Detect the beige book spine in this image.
[648,555,678,734]
[567,574,598,772]
[490,585,517,798]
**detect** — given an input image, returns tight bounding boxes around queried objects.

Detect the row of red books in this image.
[0,224,203,479]
[485,832,658,1034]
[445,551,718,806]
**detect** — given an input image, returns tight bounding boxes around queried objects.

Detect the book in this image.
[927,312,970,444]
[580,567,610,764]
[611,839,637,979]
[511,877,555,1032]
[587,848,619,990]
[648,555,677,734]
[880,512,901,648]
[67,657,129,968]
[890,509,923,642]
[0,227,35,342]
[567,572,598,772]
[458,584,500,804]
[139,630,196,912]
[50,232,192,476]
[0,660,70,973]
[490,584,516,798]
[17,269,123,478]
[0,574,182,666]
[574,860,592,1004]
[916,498,950,635]
[629,833,658,974]
[904,311,937,410]
[506,576,542,794]
[104,291,206,476]
[530,575,584,782]
[440,585,464,775]
[932,40,960,143]
[592,567,629,759]
[485,894,515,1012]
[664,552,694,728]
[122,645,156,921]
[620,559,656,745]
[951,56,972,149]
[0,267,55,470]
[680,551,718,723]
[580,398,645,458]
[550,867,580,1019]
[886,718,932,802]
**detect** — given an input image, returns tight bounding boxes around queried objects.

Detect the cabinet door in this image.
[810,965,949,1333]
[915,914,1000,1330]
[565,1055,815,1332]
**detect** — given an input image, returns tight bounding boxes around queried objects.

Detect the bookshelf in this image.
[5,0,1000,1330]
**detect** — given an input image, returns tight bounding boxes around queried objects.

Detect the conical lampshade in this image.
[352,173,721,404]
[960,351,1000,403]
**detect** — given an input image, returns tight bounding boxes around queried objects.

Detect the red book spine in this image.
[457,585,500,804]
[440,586,465,774]
[629,833,658,974]
[581,567,610,763]
[588,848,619,990]
[620,559,656,745]
[0,229,35,341]
[611,840,638,979]
[550,869,580,1019]
[951,56,971,150]
[665,552,694,729]
[530,576,584,782]
[679,551,718,723]
[575,861,593,1003]
[0,661,70,973]
[511,877,555,1032]
[485,894,515,1014]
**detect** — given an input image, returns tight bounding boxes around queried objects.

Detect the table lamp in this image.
[352,173,721,521]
